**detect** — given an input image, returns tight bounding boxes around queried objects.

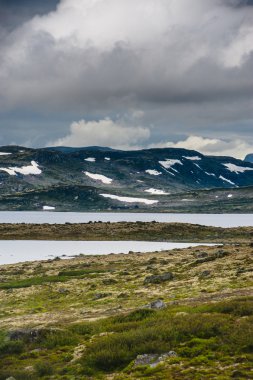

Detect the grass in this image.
[0,297,252,379]
[0,275,71,289]
[0,239,252,379]
[0,269,110,289]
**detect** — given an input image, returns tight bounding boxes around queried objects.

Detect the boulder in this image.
[199,270,211,278]
[8,329,42,343]
[93,293,111,300]
[147,300,166,309]
[102,278,117,285]
[134,351,177,368]
[144,272,173,285]
[134,354,158,367]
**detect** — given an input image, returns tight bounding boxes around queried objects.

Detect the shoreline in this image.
[0,222,252,242]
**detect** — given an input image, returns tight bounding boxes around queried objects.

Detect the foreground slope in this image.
[0,238,252,379]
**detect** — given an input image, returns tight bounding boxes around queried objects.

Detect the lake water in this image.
[0,241,217,265]
[0,212,252,227]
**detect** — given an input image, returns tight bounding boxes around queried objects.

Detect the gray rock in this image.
[144,272,173,285]
[93,292,112,300]
[199,270,211,278]
[150,352,177,368]
[5,377,16,380]
[102,278,117,285]
[8,329,42,343]
[58,288,69,294]
[134,354,158,367]
[148,300,166,309]
[194,251,208,259]
[134,351,177,368]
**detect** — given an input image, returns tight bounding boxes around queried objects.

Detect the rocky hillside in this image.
[0,145,253,211]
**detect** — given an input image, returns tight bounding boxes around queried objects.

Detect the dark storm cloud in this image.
[0,0,59,30]
[0,0,252,157]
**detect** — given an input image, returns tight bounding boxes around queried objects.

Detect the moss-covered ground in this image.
[0,225,252,379]
[0,221,252,242]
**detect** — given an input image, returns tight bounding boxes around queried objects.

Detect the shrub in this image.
[206,298,253,317]
[35,361,54,376]
[43,330,78,349]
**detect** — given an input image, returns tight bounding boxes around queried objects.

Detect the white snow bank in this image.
[159,159,183,169]
[104,157,111,161]
[205,172,216,177]
[43,206,55,211]
[193,163,202,170]
[227,194,233,198]
[223,163,253,174]
[219,175,236,186]
[183,156,201,161]
[145,188,170,195]
[0,152,12,156]
[145,169,162,176]
[84,171,113,184]
[100,194,158,205]
[0,161,42,176]
[84,157,96,162]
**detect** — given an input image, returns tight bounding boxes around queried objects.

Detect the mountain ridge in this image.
[0,145,253,212]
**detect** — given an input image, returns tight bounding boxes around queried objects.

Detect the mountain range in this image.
[0,145,253,212]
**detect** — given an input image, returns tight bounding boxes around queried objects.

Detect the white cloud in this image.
[49,118,150,149]
[150,135,252,159]
[0,0,253,146]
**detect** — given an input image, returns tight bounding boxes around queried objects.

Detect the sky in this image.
[0,0,253,158]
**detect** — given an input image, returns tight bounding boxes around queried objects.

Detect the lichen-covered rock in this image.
[134,354,158,367]
[8,329,42,343]
[146,299,166,309]
[144,272,173,285]
[134,351,177,368]
[199,270,211,278]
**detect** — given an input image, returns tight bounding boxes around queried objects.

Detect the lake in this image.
[0,212,252,227]
[0,241,217,265]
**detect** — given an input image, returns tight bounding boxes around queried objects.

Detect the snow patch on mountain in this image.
[159,159,183,170]
[205,172,216,177]
[145,188,170,195]
[104,157,111,161]
[145,169,162,176]
[100,194,158,205]
[183,156,202,161]
[193,163,202,170]
[223,163,253,174]
[219,175,236,186]
[43,205,55,210]
[84,171,113,184]
[0,161,41,176]
[0,152,12,156]
[84,157,96,162]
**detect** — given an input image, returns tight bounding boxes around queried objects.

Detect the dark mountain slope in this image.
[0,146,253,211]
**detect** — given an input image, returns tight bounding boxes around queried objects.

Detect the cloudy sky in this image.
[0,0,253,158]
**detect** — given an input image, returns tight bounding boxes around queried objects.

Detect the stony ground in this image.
[0,224,252,379]
[0,243,252,330]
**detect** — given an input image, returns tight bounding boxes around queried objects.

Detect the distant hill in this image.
[46,146,116,153]
[0,145,253,212]
[245,154,253,163]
